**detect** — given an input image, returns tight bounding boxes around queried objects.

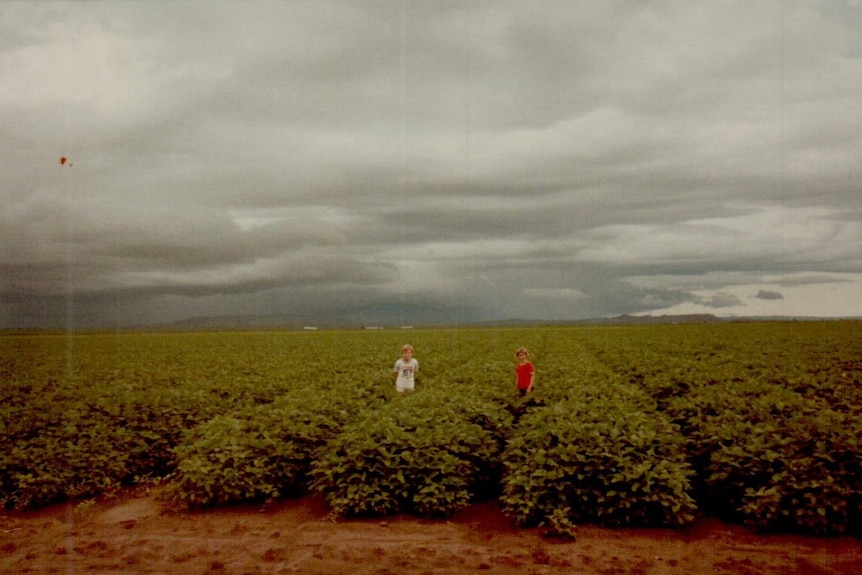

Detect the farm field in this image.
[2,321,861,573]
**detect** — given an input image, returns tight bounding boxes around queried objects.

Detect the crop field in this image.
[2,321,861,538]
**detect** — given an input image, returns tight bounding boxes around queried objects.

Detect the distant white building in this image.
[303,326,318,330]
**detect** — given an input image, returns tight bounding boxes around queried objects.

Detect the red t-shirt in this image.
[516,362,534,390]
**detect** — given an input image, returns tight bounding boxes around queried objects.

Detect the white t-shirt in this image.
[393,358,419,391]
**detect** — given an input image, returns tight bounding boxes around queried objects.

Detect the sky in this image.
[2,0,861,329]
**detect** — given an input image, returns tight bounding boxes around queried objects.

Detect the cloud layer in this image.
[2,1,861,328]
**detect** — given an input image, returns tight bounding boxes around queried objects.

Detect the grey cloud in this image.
[775,273,858,287]
[696,293,744,309]
[2,1,861,328]
[755,290,784,300]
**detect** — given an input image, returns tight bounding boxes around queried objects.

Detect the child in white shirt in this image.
[392,344,419,393]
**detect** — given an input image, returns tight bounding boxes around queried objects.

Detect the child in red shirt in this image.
[514,346,534,396]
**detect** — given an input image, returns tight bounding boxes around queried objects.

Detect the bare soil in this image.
[2,487,860,574]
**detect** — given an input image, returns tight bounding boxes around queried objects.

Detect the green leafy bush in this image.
[310,389,512,517]
[1,332,301,509]
[501,387,696,534]
[663,376,862,535]
[707,406,860,535]
[167,389,365,508]
[0,376,239,510]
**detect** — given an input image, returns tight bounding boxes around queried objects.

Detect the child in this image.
[514,346,534,395]
[392,343,419,393]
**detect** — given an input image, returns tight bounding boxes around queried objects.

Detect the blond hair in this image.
[515,346,529,357]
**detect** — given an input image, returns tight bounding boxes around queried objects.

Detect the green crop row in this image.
[578,322,862,535]
[310,385,512,517]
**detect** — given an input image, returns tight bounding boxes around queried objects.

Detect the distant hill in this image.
[151,314,364,331]
[472,313,725,327]
[134,312,852,332]
[468,314,860,327]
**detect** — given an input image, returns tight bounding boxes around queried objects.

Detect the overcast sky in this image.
[2,0,861,329]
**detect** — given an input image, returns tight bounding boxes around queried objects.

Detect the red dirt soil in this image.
[2,487,860,575]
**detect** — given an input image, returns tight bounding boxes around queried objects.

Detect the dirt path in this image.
[2,488,860,574]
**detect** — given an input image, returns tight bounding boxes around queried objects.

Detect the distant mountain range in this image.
[140,312,853,331]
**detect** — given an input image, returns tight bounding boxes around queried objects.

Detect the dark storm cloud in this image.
[1,1,861,328]
[756,290,784,300]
